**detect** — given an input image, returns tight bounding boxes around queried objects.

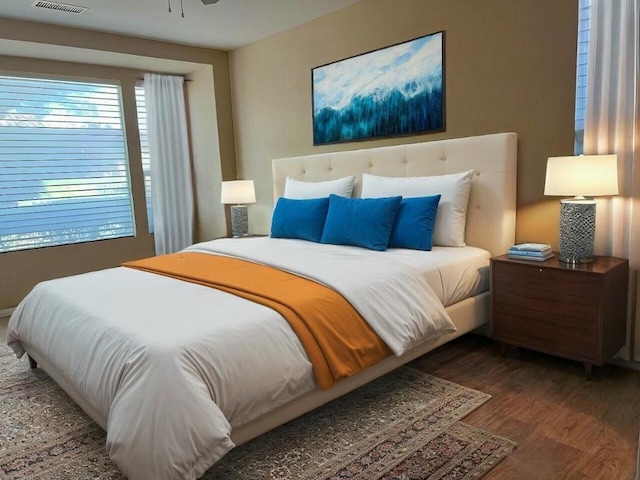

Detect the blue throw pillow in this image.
[271,197,330,242]
[389,195,441,250]
[321,194,402,251]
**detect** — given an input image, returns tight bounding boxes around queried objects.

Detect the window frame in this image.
[134,82,154,233]
[0,71,151,254]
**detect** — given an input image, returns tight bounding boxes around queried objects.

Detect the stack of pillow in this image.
[271,170,474,252]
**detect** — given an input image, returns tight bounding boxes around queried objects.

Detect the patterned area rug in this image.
[0,346,515,479]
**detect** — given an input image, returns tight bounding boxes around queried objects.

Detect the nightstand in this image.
[490,254,628,379]
[219,234,268,239]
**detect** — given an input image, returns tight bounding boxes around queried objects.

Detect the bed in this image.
[6,132,517,480]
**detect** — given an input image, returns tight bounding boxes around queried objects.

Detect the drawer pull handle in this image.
[539,268,543,272]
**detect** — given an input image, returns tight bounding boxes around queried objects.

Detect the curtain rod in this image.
[136,77,192,82]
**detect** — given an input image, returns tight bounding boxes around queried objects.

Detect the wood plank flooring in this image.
[413,334,640,480]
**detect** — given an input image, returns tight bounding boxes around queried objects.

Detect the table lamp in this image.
[544,154,618,264]
[221,180,256,237]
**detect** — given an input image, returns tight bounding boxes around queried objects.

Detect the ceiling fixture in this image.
[168,0,219,18]
[31,0,88,14]
[167,0,185,17]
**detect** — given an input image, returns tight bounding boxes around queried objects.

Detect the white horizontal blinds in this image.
[575,0,591,154]
[134,85,153,233]
[0,75,134,253]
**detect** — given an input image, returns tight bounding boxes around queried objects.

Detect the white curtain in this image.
[584,0,640,361]
[144,73,194,255]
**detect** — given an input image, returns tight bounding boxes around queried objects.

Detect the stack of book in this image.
[507,243,553,262]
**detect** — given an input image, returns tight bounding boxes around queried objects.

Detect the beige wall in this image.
[0,18,237,309]
[230,0,578,243]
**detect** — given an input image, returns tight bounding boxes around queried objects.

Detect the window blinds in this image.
[0,75,134,253]
[135,85,153,233]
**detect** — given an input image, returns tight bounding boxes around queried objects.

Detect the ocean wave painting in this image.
[312,31,445,145]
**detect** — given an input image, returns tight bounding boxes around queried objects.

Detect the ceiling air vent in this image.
[31,0,88,14]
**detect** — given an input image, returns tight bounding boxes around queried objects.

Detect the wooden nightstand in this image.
[490,254,628,379]
[219,234,268,239]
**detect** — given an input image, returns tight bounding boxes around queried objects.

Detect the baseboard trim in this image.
[0,307,15,320]
[609,358,640,372]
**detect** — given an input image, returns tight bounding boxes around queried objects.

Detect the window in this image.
[574,0,591,154]
[0,75,135,253]
[135,85,153,233]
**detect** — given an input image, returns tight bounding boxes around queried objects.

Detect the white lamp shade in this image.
[221,180,256,204]
[544,154,618,197]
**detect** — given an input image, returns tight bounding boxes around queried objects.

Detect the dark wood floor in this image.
[412,334,640,480]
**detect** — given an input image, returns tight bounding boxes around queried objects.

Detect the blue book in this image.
[507,249,552,257]
[509,243,552,253]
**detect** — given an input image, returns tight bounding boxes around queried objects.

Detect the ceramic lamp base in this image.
[558,199,596,264]
[230,205,248,238]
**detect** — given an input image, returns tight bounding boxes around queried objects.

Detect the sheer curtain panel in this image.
[584,0,640,361]
[144,73,194,255]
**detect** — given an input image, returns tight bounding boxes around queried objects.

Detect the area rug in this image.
[0,346,515,479]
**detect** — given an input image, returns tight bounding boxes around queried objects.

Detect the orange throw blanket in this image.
[122,252,391,389]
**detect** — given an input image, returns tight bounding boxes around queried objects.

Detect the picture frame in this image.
[312,31,445,146]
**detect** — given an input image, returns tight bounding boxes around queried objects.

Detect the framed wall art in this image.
[312,31,445,145]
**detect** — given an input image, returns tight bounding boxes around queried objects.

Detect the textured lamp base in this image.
[559,199,596,264]
[230,205,249,238]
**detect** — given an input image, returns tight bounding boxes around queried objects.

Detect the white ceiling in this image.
[0,0,361,50]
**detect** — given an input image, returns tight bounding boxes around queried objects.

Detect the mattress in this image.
[383,245,491,307]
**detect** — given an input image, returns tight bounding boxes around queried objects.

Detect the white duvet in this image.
[7,238,454,480]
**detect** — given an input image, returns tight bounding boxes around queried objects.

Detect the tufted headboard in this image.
[272,132,517,257]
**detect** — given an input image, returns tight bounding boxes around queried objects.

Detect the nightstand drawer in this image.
[493,303,598,361]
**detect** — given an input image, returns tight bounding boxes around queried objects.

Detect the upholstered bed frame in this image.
[231,132,517,445]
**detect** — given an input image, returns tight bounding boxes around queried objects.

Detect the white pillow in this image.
[284,175,355,199]
[361,170,474,247]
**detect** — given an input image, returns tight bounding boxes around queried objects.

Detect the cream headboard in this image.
[272,132,517,257]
